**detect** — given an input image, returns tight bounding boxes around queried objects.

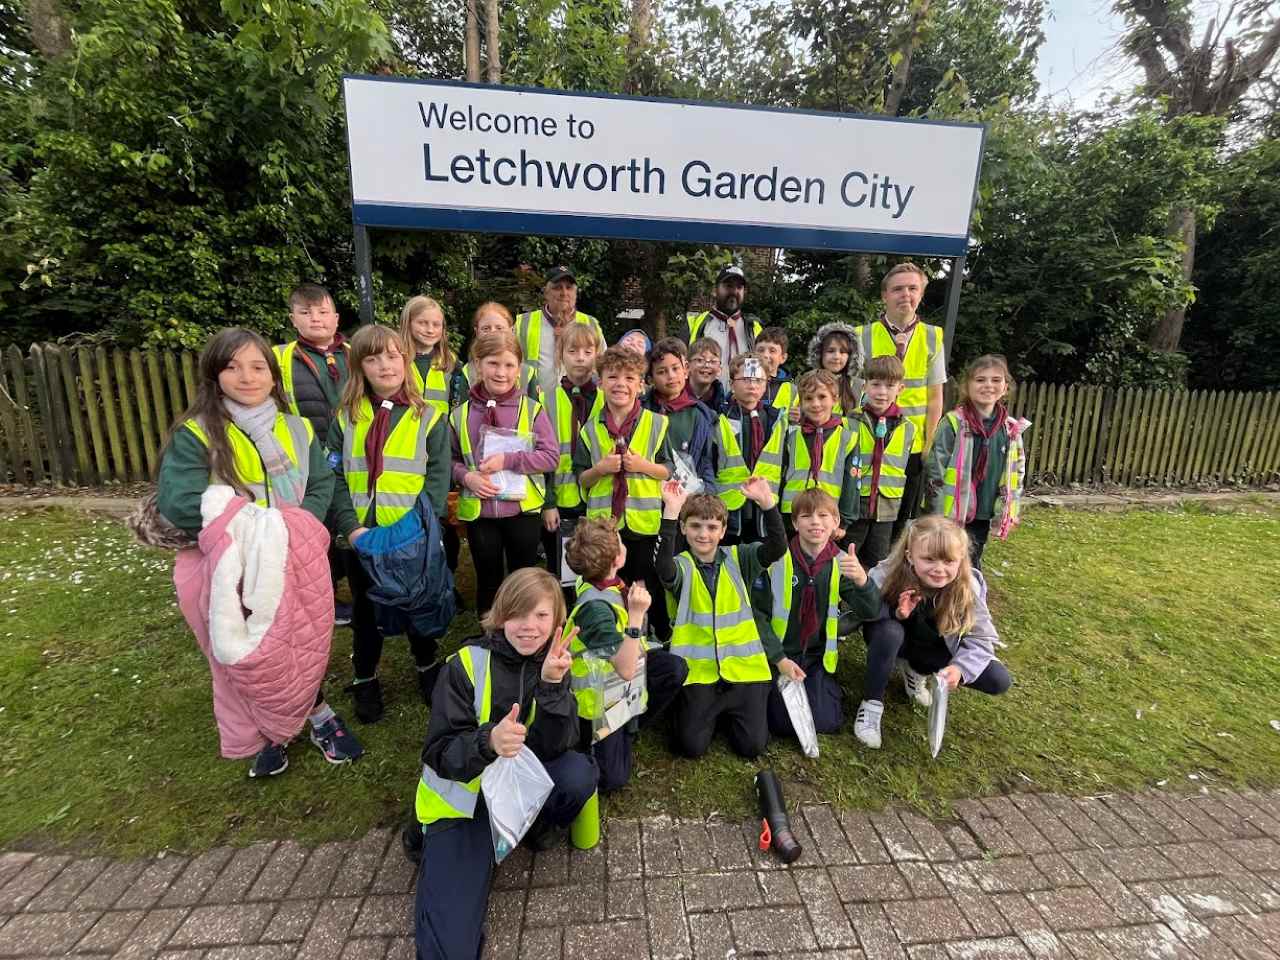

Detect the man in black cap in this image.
[516,265,606,396]
[685,265,763,388]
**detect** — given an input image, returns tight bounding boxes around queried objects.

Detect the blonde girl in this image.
[399,295,462,417]
[328,324,452,723]
[853,515,1012,749]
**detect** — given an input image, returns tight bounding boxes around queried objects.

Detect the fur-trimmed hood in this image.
[806,321,864,399]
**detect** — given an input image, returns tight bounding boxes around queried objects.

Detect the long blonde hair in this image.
[339,325,427,423]
[481,567,567,636]
[399,295,456,376]
[878,516,976,636]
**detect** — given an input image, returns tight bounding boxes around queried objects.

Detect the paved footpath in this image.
[2,789,1280,959]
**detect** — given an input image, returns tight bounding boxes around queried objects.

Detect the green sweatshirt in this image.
[925,411,1013,521]
[751,553,882,665]
[573,597,627,658]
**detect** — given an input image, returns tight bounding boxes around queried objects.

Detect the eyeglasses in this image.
[692,357,720,366]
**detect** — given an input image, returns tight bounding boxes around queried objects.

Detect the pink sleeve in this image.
[504,408,560,475]
[451,411,469,486]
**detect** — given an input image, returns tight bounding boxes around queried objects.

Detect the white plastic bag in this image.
[777,675,819,759]
[480,745,554,862]
[927,673,949,759]
[671,450,704,495]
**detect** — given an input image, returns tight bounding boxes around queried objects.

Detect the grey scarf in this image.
[222,397,306,507]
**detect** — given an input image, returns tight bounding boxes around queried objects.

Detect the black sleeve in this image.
[740,505,787,582]
[527,676,579,762]
[656,517,682,590]
[420,659,499,780]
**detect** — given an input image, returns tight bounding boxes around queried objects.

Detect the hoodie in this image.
[806,321,865,414]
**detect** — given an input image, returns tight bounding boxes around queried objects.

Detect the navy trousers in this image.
[766,665,844,737]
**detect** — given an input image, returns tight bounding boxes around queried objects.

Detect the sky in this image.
[1035,0,1143,106]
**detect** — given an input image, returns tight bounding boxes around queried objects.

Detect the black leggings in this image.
[891,452,925,544]
[844,519,893,571]
[467,513,543,616]
[346,554,437,679]
[863,606,1011,701]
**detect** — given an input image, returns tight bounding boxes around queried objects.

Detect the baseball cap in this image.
[545,265,577,284]
[716,264,747,286]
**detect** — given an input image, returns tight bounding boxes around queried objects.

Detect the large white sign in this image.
[343,76,985,256]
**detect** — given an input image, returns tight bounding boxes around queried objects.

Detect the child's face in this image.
[755,342,786,377]
[731,373,766,410]
[475,312,512,338]
[801,386,835,424]
[680,515,725,560]
[563,342,597,383]
[794,508,838,550]
[969,367,1009,409]
[290,297,339,346]
[650,353,687,399]
[864,378,903,413]
[821,339,850,374]
[218,344,275,407]
[362,343,407,398]
[410,309,444,352]
[602,366,642,410]
[504,597,558,655]
[689,351,721,391]
[619,332,649,356]
[910,549,962,590]
[480,350,521,395]
[611,536,627,576]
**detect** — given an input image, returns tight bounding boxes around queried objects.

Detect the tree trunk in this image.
[883,0,932,116]
[464,0,481,82]
[25,0,72,58]
[1148,203,1196,352]
[484,0,501,83]
[625,0,653,94]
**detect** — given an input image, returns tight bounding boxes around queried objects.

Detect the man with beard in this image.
[685,265,762,388]
[516,265,606,398]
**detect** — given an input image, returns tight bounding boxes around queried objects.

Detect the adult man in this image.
[853,263,946,540]
[685,265,763,388]
[515,265,605,396]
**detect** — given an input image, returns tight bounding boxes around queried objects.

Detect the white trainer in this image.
[854,699,884,749]
[901,663,933,707]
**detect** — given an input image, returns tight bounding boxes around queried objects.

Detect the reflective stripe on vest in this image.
[847,417,914,500]
[855,322,942,453]
[451,397,546,520]
[410,362,451,418]
[183,414,312,507]
[939,412,1025,528]
[582,409,668,535]
[715,414,784,511]
[566,585,649,721]
[515,311,603,369]
[546,384,604,509]
[781,424,851,513]
[769,552,841,673]
[668,547,771,684]
[687,311,763,345]
[341,400,440,527]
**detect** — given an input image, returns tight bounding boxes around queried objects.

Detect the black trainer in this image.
[401,818,424,864]
[345,677,385,724]
[417,662,443,706]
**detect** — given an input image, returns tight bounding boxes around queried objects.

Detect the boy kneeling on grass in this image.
[658,476,786,759]
[563,518,689,792]
[752,489,881,740]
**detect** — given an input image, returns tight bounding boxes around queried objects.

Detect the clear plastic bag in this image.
[776,675,819,759]
[671,450,704,496]
[581,649,649,743]
[480,745,554,863]
[479,426,534,501]
[927,673,949,759]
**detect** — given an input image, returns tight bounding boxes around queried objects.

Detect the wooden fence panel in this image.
[96,347,128,483]
[78,348,110,483]
[129,350,159,475]
[50,346,92,485]
[1137,388,1169,485]
[1256,393,1280,482]
[0,362,21,482]
[181,352,198,407]
[163,351,185,423]
[110,349,142,480]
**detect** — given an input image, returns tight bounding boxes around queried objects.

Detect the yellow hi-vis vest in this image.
[409,360,452,418]
[514,310,604,366]
[854,321,943,453]
[340,399,442,527]
[781,423,853,514]
[581,409,669,536]
[451,397,547,520]
[847,414,916,505]
[669,547,771,684]
[938,411,1027,532]
[273,341,346,417]
[768,552,842,673]
[183,414,312,507]
[415,645,538,826]
[545,383,604,509]
[460,360,541,399]
[686,311,763,344]
[565,583,649,724]
[715,413,785,511]
[769,379,797,414]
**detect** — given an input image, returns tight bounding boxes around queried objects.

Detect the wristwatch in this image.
[624,627,643,639]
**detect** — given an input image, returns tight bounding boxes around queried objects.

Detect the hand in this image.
[542,507,560,532]
[896,588,921,620]
[597,452,623,475]
[541,623,576,683]
[464,470,500,498]
[621,449,645,474]
[788,406,801,424]
[626,582,652,621]
[940,665,962,690]
[777,657,806,682]
[348,526,369,545]
[837,544,866,585]
[661,478,688,517]
[489,703,527,758]
[740,475,776,509]
[478,454,505,473]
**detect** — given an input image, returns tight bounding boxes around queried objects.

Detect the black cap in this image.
[545,265,576,284]
[716,264,747,286]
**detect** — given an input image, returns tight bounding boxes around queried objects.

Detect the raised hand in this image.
[896,588,921,621]
[541,623,577,683]
[489,703,527,758]
[626,582,652,620]
[661,478,688,518]
[837,544,867,585]
[740,474,776,509]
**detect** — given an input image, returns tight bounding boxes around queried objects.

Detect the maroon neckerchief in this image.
[365,388,412,488]
[878,315,917,360]
[790,536,841,652]
[469,382,520,428]
[710,307,745,356]
[604,400,642,521]
[561,376,597,456]
[655,384,699,415]
[299,332,346,383]
[743,407,765,467]
[960,401,1008,488]
[800,415,841,482]
[588,575,627,604]
[864,401,902,517]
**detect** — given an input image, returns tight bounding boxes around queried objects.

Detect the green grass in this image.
[2,500,1279,857]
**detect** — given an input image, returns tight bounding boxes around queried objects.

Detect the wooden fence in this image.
[1,341,1279,488]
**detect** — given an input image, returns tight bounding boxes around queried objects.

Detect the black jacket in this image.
[420,631,579,783]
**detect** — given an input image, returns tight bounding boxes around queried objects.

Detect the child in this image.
[328,325,452,723]
[574,345,674,639]
[925,355,1029,569]
[779,370,857,535]
[412,568,597,959]
[688,337,729,413]
[644,338,717,493]
[713,353,786,544]
[658,477,786,759]
[617,328,652,359]
[845,355,917,570]
[451,331,560,616]
[753,489,881,739]
[806,321,863,416]
[400,295,464,417]
[156,327,362,776]
[854,515,1012,749]
[458,302,541,400]
[563,518,689,792]
[754,326,796,418]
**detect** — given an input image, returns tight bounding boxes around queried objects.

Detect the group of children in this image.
[151,270,1029,960]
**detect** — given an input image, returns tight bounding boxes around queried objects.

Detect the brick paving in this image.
[2,789,1280,958]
